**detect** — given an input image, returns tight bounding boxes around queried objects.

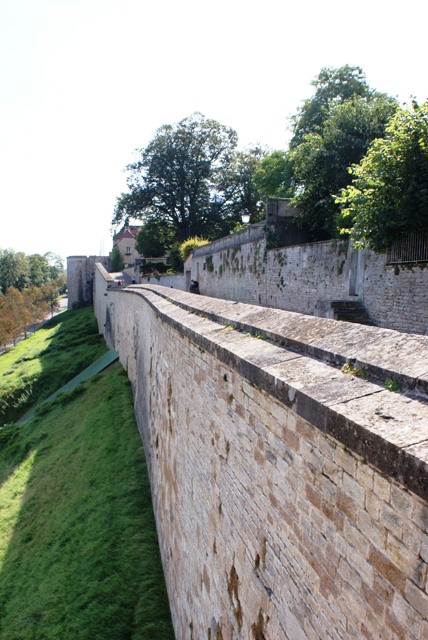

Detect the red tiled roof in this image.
[113,225,142,241]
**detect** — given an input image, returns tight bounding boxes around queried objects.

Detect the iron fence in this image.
[386,232,428,264]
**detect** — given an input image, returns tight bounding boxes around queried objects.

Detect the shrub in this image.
[179,237,208,262]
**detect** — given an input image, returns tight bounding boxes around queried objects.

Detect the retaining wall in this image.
[94,264,428,640]
[191,238,428,335]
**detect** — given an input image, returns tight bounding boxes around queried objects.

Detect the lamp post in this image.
[241,210,251,225]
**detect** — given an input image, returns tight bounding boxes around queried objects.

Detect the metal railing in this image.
[386,232,428,264]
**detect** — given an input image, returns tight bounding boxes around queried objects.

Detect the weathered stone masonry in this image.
[94,264,428,640]
[190,235,428,336]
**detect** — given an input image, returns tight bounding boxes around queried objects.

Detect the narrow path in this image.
[17,349,119,424]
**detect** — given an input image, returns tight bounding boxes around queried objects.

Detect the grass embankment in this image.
[0,308,174,640]
[0,308,107,425]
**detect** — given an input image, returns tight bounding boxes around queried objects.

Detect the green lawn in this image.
[0,309,174,640]
[0,308,107,425]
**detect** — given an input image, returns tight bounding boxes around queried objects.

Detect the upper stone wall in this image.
[190,237,428,335]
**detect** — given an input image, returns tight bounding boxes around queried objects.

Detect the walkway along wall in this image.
[190,234,428,335]
[94,264,428,640]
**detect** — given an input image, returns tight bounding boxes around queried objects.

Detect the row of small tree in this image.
[0,250,66,352]
[0,283,60,351]
[112,66,428,256]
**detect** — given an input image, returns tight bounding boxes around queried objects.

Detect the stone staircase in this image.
[330,299,374,326]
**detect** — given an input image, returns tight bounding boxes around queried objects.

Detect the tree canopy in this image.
[337,101,428,251]
[0,250,65,294]
[135,219,173,258]
[290,65,373,147]
[252,150,294,199]
[214,146,266,224]
[111,66,424,256]
[113,112,238,241]
[290,94,397,240]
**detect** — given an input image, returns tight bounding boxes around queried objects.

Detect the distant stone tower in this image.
[67,255,109,309]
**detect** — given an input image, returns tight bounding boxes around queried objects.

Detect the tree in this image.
[0,294,14,352]
[290,94,397,240]
[40,281,61,318]
[110,247,124,272]
[3,287,26,344]
[337,101,428,251]
[290,65,372,147]
[252,150,294,198]
[135,219,173,257]
[112,113,238,242]
[23,285,49,332]
[215,147,267,225]
[0,249,29,293]
[28,254,51,287]
[44,252,65,281]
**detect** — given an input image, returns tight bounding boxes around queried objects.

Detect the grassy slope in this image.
[0,308,107,425]
[0,309,174,640]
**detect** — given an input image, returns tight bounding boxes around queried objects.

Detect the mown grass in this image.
[0,308,107,425]
[0,309,174,640]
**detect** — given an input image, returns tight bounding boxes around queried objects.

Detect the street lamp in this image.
[241,210,250,225]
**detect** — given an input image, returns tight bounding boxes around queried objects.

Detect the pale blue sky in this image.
[1,0,427,261]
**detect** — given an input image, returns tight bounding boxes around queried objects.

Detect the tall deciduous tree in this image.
[252,150,294,198]
[290,65,372,147]
[135,219,173,257]
[113,113,238,242]
[0,249,29,293]
[290,94,397,240]
[337,101,428,251]
[28,254,51,287]
[215,147,267,225]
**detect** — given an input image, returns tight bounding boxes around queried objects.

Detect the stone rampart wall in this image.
[191,238,428,335]
[67,255,109,309]
[138,273,187,290]
[94,264,428,640]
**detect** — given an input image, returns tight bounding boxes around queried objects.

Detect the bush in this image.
[179,237,208,262]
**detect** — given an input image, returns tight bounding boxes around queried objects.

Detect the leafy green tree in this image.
[40,281,61,318]
[45,252,65,280]
[252,150,294,198]
[110,246,125,272]
[135,219,173,257]
[168,244,183,272]
[337,101,428,251]
[290,65,372,147]
[290,94,397,240]
[28,254,51,287]
[0,249,29,293]
[113,113,238,242]
[215,147,267,225]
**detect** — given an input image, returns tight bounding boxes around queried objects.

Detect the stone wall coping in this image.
[131,283,428,397]
[105,281,428,501]
[192,224,265,257]
[95,262,114,283]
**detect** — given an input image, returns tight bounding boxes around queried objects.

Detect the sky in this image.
[1,0,427,263]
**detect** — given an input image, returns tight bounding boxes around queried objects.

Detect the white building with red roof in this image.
[112,225,143,267]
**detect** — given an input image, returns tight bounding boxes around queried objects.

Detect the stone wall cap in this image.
[115,284,428,501]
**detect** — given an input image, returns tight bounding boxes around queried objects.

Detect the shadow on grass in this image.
[0,364,174,640]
